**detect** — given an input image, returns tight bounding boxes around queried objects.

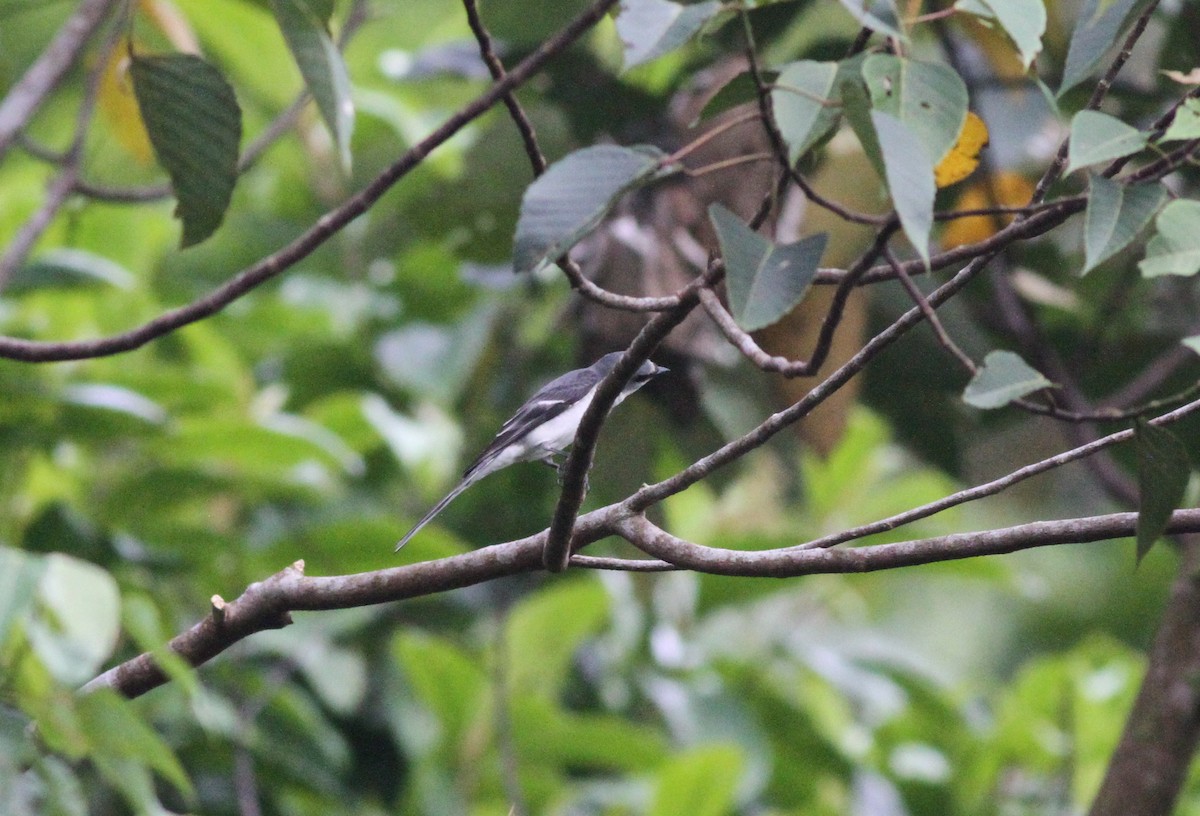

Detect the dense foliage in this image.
[2,0,1200,814]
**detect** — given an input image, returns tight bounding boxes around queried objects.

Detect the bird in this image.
[395,352,668,550]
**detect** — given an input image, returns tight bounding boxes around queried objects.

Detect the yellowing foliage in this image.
[98,47,155,164]
[941,171,1036,249]
[935,111,989,188]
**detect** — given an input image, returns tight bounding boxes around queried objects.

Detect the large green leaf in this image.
[956,0,1045,69]
[1134,421,1191,563]
[512,144,670,274]
[708,203,827,331]
[271,0,355,171]
[1059,0,1153,97]
[771,60,842,164]
[25,554,120,685]
[131,54,242,247]
[1065,110,1147,175]
[648,745,745,816]
[1082,175,1166,273]
[862,54,968,165]
[1139,199,1200,278]
[962,350,1053,409]
[504,579,608,697]
[616,0,721,70]
[871,111,934,262]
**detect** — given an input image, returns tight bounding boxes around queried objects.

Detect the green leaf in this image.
[616,0,721,70]
[956,0,1045,70]
[862,54,969,164]
[26,554,120,685]
[648,745,745,816]
[840,78,885,180]
[7,249,136,294]
[962,350,1053,409]
[505,580,608,697]
[511,696,669,770]
[271,0,355,171]
[1082,175,1166,273]
[836,0,904,40]
[708,203,827,331]
[1059,0,1153,97]
[1065,110,1147,174]
[771,60,841,164]
[1161,98,1200,142]
[1139,200,1200,278]
[392,632,486,748]
[695,69,777,125]
[513,144,670,274]
[871,111,934,262]
[77,689,193,797]
[0,547,44,647]
[1135,421,1191,562]
[130,54,242,247]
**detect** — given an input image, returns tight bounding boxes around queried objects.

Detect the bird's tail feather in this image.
[394,476,478,551]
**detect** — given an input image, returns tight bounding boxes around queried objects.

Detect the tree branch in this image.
[0,0,118,161]
[83,507,1200,700]
[0,0,623,362]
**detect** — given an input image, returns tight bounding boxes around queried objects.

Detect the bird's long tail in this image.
[394,475,479,551]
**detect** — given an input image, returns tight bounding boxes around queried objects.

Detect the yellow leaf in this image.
[934,111,989,188]
[98,45,154,164]
[940,171,1035,249]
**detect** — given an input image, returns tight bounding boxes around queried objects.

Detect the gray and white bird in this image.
[395,352,667,550]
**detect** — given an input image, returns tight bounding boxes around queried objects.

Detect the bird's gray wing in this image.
[460,365,604,479]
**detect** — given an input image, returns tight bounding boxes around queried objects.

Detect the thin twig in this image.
[0,0,118,160]
[794,396,1200,551]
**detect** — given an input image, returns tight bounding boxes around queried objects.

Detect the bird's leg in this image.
[549,451,589,495]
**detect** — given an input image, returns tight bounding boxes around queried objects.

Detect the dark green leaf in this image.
[7,249,136,294]
[695,69,776,125]
[1065,110,1147,174]
[871,111,934,261]
[1082,176,1166,273]
[131,54,242,247]
[616,0,721,70]
[513,144,670,274]
[962,350,1053,409]
[1059,0,1154,97]
[1139,200,1200,278]
[862,54,968,164]
[271,0,355,171]
[709,203,827,331]
[1135,421,1191,562]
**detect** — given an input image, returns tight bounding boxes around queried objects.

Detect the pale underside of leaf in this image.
[962,350,1053,409]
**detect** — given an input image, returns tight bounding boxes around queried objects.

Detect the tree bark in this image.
[1089,539,1200,816]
